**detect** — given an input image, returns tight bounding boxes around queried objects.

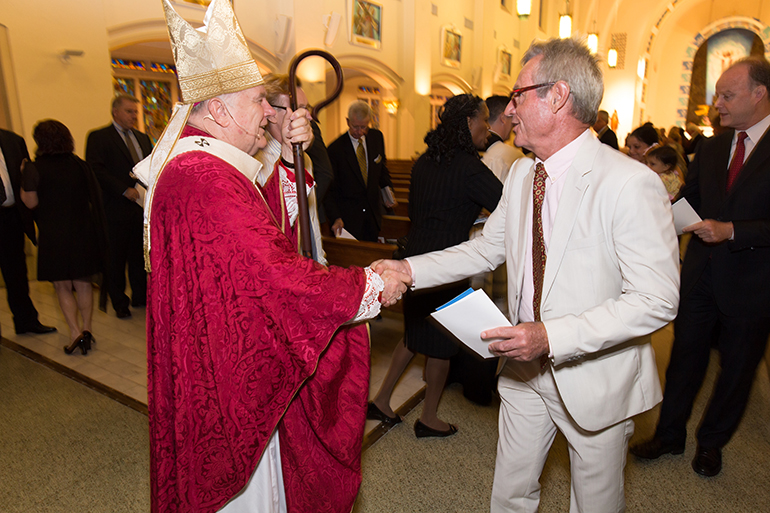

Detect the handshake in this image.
[370,259,413,308]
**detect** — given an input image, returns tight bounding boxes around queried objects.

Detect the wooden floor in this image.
[0,280,426,438]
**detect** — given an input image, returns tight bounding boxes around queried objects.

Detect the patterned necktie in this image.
[123,128,140,164]
[532,162,548,323]
[726,131,748,191]
[356,140,368,185]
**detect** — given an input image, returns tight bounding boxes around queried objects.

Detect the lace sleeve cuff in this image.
[350,267,384,323]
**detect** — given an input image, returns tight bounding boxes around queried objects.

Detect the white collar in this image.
[740,113,770,145]
[536,129,592,182]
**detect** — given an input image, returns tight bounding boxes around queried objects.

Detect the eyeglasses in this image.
[509,82,555,108]
[269,104,309,112]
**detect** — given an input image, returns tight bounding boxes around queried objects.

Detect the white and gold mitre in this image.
[162,0,264,103]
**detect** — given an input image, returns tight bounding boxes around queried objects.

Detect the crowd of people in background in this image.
[2,5,769,509]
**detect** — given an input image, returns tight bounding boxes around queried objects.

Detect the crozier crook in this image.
[288,49,344,258]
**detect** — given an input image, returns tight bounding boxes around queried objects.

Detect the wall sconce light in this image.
[637,57,646,80]
[383,99,400,115]
[587,33,599,54]
[559,1,572,39]
[517,0,532,17]
[608,49,618,68]
[323,12,342,47]
[59,49,84,63]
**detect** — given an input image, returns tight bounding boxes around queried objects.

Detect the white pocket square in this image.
[374,154,382,164]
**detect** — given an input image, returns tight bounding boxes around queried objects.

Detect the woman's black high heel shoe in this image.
[64,333,88,355]
[82,331,95,351]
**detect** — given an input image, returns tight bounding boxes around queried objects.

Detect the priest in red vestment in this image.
[135,2,411,512]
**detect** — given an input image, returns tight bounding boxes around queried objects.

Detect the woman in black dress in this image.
[21,120,106,355]
[368,95,503,437]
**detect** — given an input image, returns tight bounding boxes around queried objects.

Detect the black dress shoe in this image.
[15,322,57,335]
[692,445,722,477]
[366,402,402,425]
[115,307,132,319]
[414,419,458,438]
[630,437,685,459]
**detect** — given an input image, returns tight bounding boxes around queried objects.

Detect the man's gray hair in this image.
[190,91,240,116]
[348,100,372,120]
[112,93,140,111]
[522,38,603,125]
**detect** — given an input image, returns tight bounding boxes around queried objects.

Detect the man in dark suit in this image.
[631,57,770,477]
[324,100,395,242]
[593,109,619,150]
[86,94,153,318]
[0,128,56,335]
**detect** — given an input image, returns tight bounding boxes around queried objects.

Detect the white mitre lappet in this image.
[134,0,265,271]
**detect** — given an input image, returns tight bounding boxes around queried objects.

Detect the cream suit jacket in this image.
[408,134,680,432]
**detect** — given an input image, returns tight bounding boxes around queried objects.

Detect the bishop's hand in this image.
[280,107,313,162]
[378,269,412,307]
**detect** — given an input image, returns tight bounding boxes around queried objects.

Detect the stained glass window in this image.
[140,80,172,144]
[111,58,145,71]
[113,77,135,97]
[149,62,177,74]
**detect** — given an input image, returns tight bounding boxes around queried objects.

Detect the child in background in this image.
[646,144,684,201]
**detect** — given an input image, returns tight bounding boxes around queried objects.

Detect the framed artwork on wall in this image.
[349,0,382,49]
[441,26,462,68]
[498,48,512,80]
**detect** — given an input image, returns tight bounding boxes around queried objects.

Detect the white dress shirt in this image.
[0,145,15,207]
[729,113,770,165]
[519,129,593,324]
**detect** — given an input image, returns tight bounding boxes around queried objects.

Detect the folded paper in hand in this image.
[430,288,511,359]
[672,198,701,235]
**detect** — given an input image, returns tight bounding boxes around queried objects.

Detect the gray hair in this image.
[522,37,603,125]
[190,91,241,116]
[348,100,372,121]
[112,93,139,111]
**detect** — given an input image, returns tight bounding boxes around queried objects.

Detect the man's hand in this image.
[379,269,412,307]
[123,187,140,202]
[482,322,549,361]
[371,259,412,282]
[280,107,313,162]
[331,218,344,236]
[683,219,733,244]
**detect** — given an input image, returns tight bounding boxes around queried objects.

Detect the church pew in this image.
[322,236,402,313]
[380,215,411,241]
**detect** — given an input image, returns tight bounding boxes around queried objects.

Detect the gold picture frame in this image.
[349,0,382,49]
[498,48,512,80]
[441,26,462,68]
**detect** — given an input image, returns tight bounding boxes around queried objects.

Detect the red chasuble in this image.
[147,126,370,512]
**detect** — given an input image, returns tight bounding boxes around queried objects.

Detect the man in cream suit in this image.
[374,38,680,512]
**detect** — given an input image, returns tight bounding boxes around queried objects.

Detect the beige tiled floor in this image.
[0,281,426,436]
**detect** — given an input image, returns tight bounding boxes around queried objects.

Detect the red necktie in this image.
[726,131,748,191]
[533,163,550,369]
[532,162,548,323]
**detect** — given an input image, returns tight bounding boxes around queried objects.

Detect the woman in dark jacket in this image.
[368,95,503,437]
[21,120,107,355]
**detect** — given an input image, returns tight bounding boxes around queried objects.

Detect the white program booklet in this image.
[430,288,511,359]
[672,198,702,235]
